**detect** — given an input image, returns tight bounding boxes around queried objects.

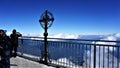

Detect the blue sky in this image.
[0,0,120,35]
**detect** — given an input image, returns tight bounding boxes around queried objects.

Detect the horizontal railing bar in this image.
[19,38,44,41]
[95,44,119,47]
[20,36,120,43]
[19,38,120,47]
[48,41,120,47]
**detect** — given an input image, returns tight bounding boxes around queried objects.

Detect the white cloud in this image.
[23,33,42,37]
[102,35,117,41]
[6,31,12,36]
[48,33,79,39]
[21,33,120,42]
[95,34,120,46]
[115,33,120,38]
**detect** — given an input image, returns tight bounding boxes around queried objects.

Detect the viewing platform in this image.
[10,57,54,68]
[10,36,120,68]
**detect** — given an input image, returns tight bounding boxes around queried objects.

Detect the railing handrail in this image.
[19,36,120,47]
[20,36,120,43]
[48,40,120,47]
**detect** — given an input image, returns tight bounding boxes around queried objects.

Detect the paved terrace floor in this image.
[10,57,54,68]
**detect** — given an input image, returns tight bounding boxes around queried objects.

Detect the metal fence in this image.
[18,37,120,68]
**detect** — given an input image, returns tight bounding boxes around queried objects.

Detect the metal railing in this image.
[17,36,120,68]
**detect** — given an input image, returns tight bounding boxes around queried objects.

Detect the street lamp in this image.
[39,10,54,65]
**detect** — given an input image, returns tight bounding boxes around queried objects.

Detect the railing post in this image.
[117,47,119,68]
[21,38,24,55]
[94,41,96,68]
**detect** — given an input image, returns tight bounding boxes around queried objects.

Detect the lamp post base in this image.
[39,52,51,65]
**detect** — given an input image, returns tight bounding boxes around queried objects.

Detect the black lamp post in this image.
[39,10,54,65]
